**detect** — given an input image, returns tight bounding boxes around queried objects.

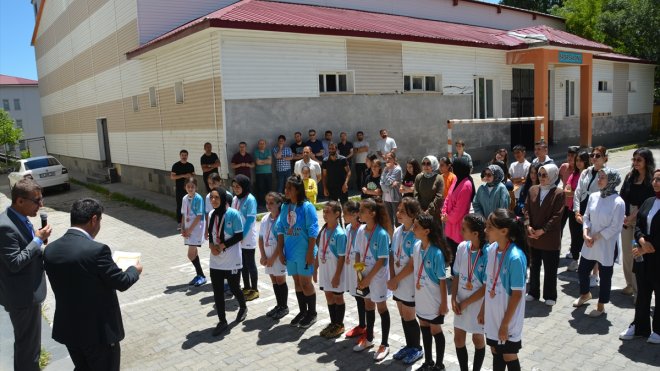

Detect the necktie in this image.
[25,219,35,238]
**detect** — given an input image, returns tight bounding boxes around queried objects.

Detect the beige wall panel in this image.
[92,35,119,75]
[45,134,68,156]
[213,76,224,130]
[88,0,111,16]
[63,110,80,136]
[51,14,71,47]
[66,133,85,158]
[38,0,66,36]
[152,32,213,87]
[126,131,166,170]
[74,49,95,83]
[123,94,162,132]
[53,113,66,135]
[97,100,126,133]
[107,131,129,164]
[159,79,215,131]
[68,0,89,30]
[78,105,99,133]
[116,19,139,60]
[347,39,403,94]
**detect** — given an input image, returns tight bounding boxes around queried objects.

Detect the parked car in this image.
[9,155,70,190]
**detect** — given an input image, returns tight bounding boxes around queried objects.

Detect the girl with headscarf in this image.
[414,155,444,213]
[472,164,510,218]
[524,164,565,306]
[231,174,260,301]
[573,168,625,317]
[515,163,541,217]
[441,157,475,263]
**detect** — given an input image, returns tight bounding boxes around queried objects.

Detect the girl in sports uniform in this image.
[478,208,528,371]
[232,175,259,301]
[315,201,348,338]
[387,197,423,365]
[342,200,367,341]
[452,214,488,371]
[259,192,289,320]
[412,213,452,371]
[181,177,207,287]
[353,198,393,362]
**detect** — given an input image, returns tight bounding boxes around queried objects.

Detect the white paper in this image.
[112,251,141,271]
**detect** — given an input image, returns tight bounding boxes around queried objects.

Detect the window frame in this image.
[565,79,576,117]
[174,81,184,104]
[597,80,611,93]
[132,95,139,112]
[403,74,442,93]
[318,71,354,94]
[149,87,158,107]
[2,99,10,111]
[13,99,21,110]
[473,76,494,119]
[15,119,23,129]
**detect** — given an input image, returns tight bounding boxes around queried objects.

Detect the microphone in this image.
[40,212,48,244]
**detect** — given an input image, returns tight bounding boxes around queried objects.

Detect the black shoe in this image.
[236,307,247,323]
[266,306,280,318]
[273,306,289,320]
[290,311,306,327]
[298,312,317,329]
[416,361,435,371]
[212,321,228,336]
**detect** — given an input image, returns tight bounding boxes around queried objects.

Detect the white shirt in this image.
[294,158,322,182]
[509,160,531,199]
[376,137,397,156]
[69,227,93,240]
[532,156,554,165]
[353,140,369,164]
[582,192,625,266]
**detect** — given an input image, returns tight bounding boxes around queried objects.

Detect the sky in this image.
[0,0,500,81]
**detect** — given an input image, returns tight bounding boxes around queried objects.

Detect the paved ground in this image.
[1,146,658,370]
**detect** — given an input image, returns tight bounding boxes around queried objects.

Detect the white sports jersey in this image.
[452,241,487,334]
[391,224,418,302]
[413,241,447,320]
[317,226,347,293]
[259,212,286,276]
[208,208,244,271]
[181,193,205,246]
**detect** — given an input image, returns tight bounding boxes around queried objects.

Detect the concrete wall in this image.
[224,94,472,166]
[552,113,652,149]
[452,123,510,170]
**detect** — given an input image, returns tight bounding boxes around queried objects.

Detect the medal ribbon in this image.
[213,212,226,246]
[396,228,412,265]
[321,227,335,261]
[416,244,430,289]
[490,242,511,296]
[264,217,274,247]
[345,225,357,264]
[362,225,376,263]
[467,242,482,286]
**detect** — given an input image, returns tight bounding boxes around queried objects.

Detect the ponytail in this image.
[488,208,529,266]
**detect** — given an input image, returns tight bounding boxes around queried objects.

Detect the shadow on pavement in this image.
[181,326,231,349]
[568,307,612,335]
[524,301,552,318]
[618,339,660,367]
[241,316,278,333]
[297,336,399,369]
[256,323,305,345]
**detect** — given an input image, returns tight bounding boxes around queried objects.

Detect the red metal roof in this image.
[128,0,613,58]
[0,74,39,86]
[594,52,655,65]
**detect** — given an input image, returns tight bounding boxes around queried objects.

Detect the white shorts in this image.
[318,255,346,293]
[263,244,286,276]
[365,266,391,303]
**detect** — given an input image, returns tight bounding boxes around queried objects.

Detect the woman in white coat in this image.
[572,167,625,317]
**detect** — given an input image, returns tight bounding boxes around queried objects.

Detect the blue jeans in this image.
[276,169,291,193]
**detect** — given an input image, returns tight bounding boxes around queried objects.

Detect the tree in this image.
[0,109,23,163]
[499,0,564,14]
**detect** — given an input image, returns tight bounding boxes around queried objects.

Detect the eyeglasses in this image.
[538,173,548,178]
[590,153,603,159]
[421,162,431,166]
[24,197,44,205]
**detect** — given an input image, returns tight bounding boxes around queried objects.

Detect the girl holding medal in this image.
[207,186,247,336]
[478,209,528,371]
[353,198,393,362]
[181,177,207,287]
[412,213,452,371]
[452,214,488,371]
[275,175,320,329]
[342,200,368,341]
[315,201,348,338]
[387,197,424,365]
[259,192,289,320]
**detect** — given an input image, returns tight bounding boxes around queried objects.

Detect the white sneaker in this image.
[525,294,536,302]
[589,274,599,287]
[567,260,579,272]
[353,337,374,352]
[619,324,638,340]
[648,332,660,344]
[545,299,556,306]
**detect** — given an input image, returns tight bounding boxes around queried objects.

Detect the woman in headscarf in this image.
[573,168,625,317]
[441,157,475,264]
[472,164,510,218]
[524,164,565,306]
[231,174,260,301]
[515,162,541,217]
[414,155,444,212]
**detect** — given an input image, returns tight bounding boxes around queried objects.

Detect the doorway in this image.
[511,68,535,151]
[96,118,111,167]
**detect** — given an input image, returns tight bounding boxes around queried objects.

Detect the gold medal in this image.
[489,289,496,298]
[321,258,327,264]
[395,261,401,268]
[466,281,473,290]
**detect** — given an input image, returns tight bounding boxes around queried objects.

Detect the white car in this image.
[9,155,70,190]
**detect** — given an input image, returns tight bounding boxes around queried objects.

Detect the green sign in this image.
[559,52,583,64]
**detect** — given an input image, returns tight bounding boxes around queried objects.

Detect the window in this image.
[628,81,637,93]
[319,72,353,93]
[13,99,21,110]
[597,80,610,92]
[15,119,23,129]
[2,99,9,111]
[174,81,184,104]
[403,75,441,92]
[148,87,157,107]
[473,77,494,119]
[565,80,575,117]
[132,95,139,112]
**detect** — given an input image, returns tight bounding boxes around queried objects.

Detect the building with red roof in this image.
[30,0,655,196]
[0,74,47,156]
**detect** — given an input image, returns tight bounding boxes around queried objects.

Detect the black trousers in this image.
[241,249,258,291]
[567,209,584,260]
[327,186,349,205]
[355,163,367,190]
[67,342,121,371]
[255,173,271,206]
[7,304,41,371]
[529,248,559,301]
[578,257,613,303]
[633,270,660,336]
[210,268,245,322]
[175,188,186,223]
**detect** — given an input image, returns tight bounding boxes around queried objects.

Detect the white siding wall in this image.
[612,63,628,116]
[0,86,44,140]
[553,66,580,120]
[36,0,67,36]
[592,60,613,114]
[275,0,565,30]
[136,0,239,44]
[220,30,347,100]
[628,64,655,115]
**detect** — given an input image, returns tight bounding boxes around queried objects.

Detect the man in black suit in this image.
[0,178,52,371]
[44,198,142,371]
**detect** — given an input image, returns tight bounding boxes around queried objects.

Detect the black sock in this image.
[273,284,281,307]
[408,319,421,349]
[380,310,390,346]
[474,347,486,371]
[279,283,288,308]
[336,303,345,326]
[433,332,445,369]
[191,256,204,277]
[328,303,336,324]
[505,359,521,371]
[355,296,366,327]
[401,317,411,347]
[493,352,505,371]
[456,346,468,371]
[366,309,376,342]
[421,326,433,364]
[296,291,306,314]
[306,293,317,315]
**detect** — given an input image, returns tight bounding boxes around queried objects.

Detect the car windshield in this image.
[25,158,51,170]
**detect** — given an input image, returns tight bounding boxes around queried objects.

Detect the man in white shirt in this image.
[376,129,397,160]
[509,145,531,200]
[294,146,322,184]
[532,140,554,165]
[353,131,369,190]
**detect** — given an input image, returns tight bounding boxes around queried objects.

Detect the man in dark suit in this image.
[44,198,142,371]
[0,178,52,371]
